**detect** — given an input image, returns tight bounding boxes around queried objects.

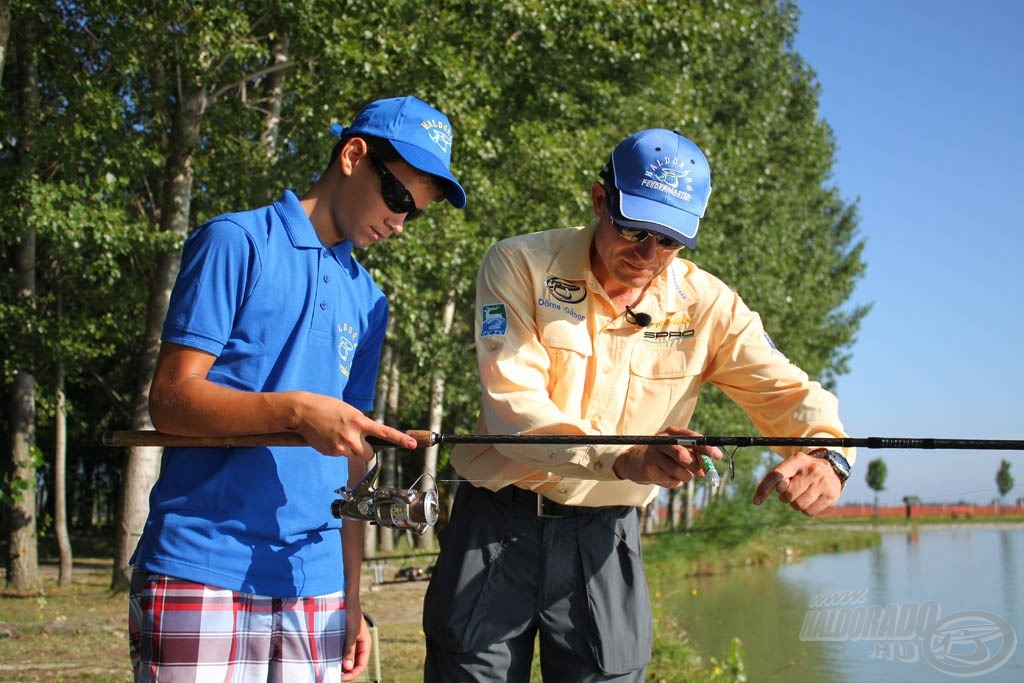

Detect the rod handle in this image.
[102,430,403,449]
[407,430,439,448]
[101,430,309,448]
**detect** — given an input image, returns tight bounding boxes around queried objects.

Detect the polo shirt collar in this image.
[277,189,355,261]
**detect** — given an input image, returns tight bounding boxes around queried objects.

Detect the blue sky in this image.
[793,0,1024,505]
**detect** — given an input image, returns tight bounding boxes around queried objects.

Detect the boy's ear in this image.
[337,137,370,176]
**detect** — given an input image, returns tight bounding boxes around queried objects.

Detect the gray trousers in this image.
[423,482,651,683]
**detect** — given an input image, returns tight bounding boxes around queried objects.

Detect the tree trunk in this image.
[0,0,10,77]
[111,83,207,591]
[416,294,456,549]
[366,339,395,560]
[5,9,40,592]
[258,36,288,159]
[55,358,73,587]
[6,371,38,590]
[380,357,401,554]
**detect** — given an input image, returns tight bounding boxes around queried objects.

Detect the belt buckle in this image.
[536,494,567,518]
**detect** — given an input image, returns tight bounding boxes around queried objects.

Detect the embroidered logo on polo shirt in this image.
[546,276,586,304]
[338,323,359,377]
[481,303,508,337]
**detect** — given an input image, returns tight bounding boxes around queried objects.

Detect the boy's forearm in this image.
[342,519,365,609]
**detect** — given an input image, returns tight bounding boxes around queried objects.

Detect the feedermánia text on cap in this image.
[640,177,695,203]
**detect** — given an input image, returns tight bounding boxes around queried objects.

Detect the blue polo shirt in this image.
[133,190,387,597]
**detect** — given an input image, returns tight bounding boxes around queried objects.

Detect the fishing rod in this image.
[102,429,1024,451]
[102,429,1024,529]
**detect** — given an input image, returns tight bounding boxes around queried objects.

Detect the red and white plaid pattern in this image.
[129,570,345,682]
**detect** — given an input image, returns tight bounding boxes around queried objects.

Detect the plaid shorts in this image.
[129,569,346,683]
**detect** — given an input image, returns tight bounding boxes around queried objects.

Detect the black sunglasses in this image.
[367,151,424,221]
[612,222,683,250]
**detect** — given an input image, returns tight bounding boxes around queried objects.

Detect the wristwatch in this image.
[808,448,851,485]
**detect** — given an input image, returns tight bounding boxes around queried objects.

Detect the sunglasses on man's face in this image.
[367,151,424,221]
[612,222,683,250]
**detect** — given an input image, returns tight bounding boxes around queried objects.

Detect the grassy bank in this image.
[0,524,881,682]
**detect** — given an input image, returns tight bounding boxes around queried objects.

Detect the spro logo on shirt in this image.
[338,323,359,377]
[643,313,696,345]
[643,329,695,345]
[481,303,508,337]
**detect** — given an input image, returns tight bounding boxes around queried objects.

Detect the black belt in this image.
[489,484,630,519]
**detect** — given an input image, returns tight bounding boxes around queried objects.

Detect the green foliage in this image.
[2,0,866,529]
[708,637,748,682]
[865,458,887,493]
[0,444,43,505]
[694,464,803,548]
[996,459,1014,500]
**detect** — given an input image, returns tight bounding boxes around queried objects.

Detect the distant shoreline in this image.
[812,520,1024,531]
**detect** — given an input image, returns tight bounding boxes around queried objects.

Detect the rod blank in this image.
[102,429,1024,451]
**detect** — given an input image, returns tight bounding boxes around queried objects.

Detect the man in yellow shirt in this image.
[423,128,854,682]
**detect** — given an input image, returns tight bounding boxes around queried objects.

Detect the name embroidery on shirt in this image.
[538,297,585,322]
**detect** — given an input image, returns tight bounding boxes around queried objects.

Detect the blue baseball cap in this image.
[332,96,467,209]
[603,129,712,249]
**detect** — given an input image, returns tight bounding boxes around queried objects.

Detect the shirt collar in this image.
[278,190,321,248]
[277,189,355,261]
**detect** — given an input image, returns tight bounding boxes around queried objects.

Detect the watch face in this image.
[813,449,850,481]
[826,450,851,479]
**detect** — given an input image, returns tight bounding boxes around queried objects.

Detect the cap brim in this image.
[614,191,701,249]
[391,140,467,209]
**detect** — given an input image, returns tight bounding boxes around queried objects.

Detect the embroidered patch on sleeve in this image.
[480,303,509,337]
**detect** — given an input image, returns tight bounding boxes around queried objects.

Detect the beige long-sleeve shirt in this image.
[452,222,854,507]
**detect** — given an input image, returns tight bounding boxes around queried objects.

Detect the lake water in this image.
[661,526,1022,681]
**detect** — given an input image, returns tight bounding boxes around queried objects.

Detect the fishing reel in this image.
[331,464,439,534]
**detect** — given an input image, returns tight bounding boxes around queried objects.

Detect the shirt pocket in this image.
[629,337,707,379]
[540,317,593,359]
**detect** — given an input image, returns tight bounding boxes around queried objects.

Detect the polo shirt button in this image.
[323,275,330,283]
[320,301,328,310]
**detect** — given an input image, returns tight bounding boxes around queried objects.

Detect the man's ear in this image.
[590,182,607,219]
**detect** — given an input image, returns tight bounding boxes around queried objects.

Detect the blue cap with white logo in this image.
[332,95,467,209]
[603,129,711,249]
